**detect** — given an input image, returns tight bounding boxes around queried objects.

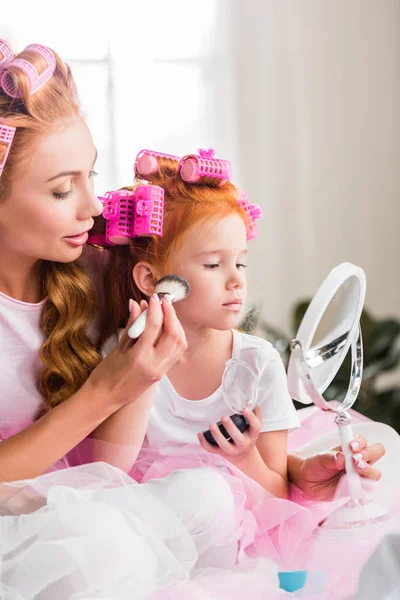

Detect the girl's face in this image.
[0,117,103,264]
[167,213,248,331]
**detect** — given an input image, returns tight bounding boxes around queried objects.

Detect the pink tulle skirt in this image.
[1,406,399,599]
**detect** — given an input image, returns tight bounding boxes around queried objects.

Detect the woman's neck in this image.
[0,249,42,303]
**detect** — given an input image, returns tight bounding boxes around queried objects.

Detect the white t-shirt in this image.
[102,329,300,449]
[0,246,107,436]
[0,291,46,432]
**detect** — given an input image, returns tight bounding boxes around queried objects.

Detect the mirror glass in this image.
[222,359,258,413]
[305,276,361,395]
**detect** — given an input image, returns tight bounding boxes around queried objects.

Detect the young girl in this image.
[98,148,299,500]
[94,149,400,595]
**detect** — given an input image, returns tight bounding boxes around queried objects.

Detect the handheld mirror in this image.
[287,263,387,534]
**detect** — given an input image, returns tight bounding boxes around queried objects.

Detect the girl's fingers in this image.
[352,443,386,467]
[209,423,234,454]
[220,416,247,447]
[197,432,219,454]
[354,460,382,481]
[243,406,262,439]
[349,435,368,453]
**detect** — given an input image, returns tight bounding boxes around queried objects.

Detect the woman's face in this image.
[0,117,103,264]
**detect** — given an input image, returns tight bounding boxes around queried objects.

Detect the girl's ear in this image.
[132,262,161,297]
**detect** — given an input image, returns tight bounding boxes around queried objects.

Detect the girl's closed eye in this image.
[89,170,98,178]
[237,263,247,269]
[204,263,220,269]
[53,189,72,200]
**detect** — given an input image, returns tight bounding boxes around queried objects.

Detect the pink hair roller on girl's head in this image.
[0,121,16,177]
[238,191,262,240]
[178,148,232,183]
[134,149,180,177]
[0,40,13,70]
[0,43,56,99]
[87,185,165,247]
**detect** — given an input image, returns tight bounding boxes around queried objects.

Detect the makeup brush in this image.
[128,275,190,339]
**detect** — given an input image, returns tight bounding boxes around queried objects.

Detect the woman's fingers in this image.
[153,299,187,362]
[133,295,163,350]
[118,299,142,352]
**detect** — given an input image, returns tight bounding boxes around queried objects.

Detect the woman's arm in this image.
[91,299,187,471]
[0,296,186,482]
[0,381,117,481]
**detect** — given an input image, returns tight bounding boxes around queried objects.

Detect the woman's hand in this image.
[289,435,385,500]
[87,295,187,409]
[198,406,262,463]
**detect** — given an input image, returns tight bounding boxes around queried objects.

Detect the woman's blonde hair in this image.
[0,42,101,410]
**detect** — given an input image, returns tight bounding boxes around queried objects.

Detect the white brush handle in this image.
[128,309,149,339]
[339,423,363,499]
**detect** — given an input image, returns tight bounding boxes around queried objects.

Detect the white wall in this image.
[230,0,400,335]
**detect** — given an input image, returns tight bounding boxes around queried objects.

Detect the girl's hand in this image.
[86,295,187,409]
[198,406,262,464]
[291,435,385,500]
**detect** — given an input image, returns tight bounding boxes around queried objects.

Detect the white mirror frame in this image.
[287,262,366,406]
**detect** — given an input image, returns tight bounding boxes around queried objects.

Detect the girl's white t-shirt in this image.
[102,329,300,449]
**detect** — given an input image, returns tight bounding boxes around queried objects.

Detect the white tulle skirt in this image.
[1,407,400,599]
[0,462,288,600]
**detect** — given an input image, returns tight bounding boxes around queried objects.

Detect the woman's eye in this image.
[204,264,220,269]
[53,190,72,200]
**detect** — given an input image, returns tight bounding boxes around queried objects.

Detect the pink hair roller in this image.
[0,121,16,177]
[238,191,262,240]
[0,43,56,99]
[178,148,232,183]
[103,190,135,246]
[134,149,180,177]
[88,185,164,247]
[133,185,164,237]
[0,40,13,70]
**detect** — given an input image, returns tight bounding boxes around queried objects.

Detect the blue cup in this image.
[278,570,308,593]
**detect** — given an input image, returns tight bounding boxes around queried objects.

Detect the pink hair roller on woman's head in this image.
[0,121,16,177]
[0,40,13,70]
[178,148,232,184]
[0,43,56,99]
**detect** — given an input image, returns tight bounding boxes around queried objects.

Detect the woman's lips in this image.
[63,231,89,246]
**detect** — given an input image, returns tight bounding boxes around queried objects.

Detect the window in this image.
[1,0,226,193]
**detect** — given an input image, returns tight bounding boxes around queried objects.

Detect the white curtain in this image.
[226,0,400,336]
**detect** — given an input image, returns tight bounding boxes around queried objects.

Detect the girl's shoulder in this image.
[232,330,285,375]
[233,329,278,357]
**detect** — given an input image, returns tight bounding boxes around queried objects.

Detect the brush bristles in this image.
[155,275,190,302]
